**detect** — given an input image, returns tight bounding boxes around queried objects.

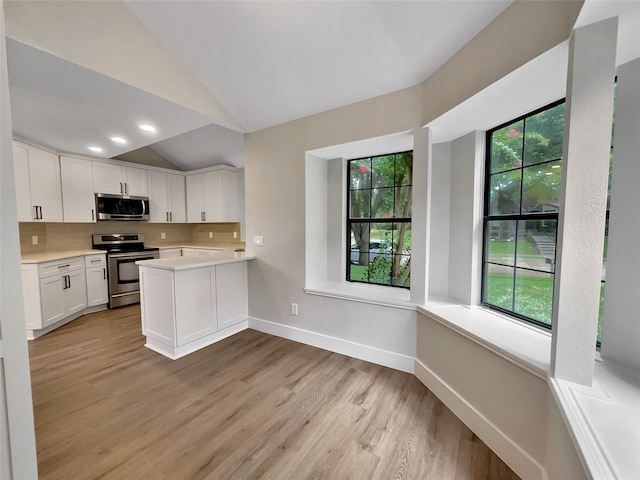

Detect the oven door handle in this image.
[109,252,155,259]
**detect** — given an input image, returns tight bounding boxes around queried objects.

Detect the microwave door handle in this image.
[141,199,146,217]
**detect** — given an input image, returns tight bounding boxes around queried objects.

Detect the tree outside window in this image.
[482,101,565,326]
[347,152,412,288]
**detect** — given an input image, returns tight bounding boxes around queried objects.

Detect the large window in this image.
[347,151,412,288]
[482,101,565,327]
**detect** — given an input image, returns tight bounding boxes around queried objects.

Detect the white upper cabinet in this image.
[92,162,148,196]
[60,156,95,222]
[186,168,237,223]
[12,141,63,222]
[148,171,186,223]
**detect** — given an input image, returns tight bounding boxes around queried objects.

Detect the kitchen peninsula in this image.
[136,251,254,359]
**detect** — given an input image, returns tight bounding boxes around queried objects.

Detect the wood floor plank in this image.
[28,305,520,480]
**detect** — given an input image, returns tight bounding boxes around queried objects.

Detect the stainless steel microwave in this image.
[95,193,150,221]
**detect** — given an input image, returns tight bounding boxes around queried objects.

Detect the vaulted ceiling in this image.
[3,1,639,170]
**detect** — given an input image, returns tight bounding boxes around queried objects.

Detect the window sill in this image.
[549,361,640,480]
[417,299,552,379]
[304,281,414,310]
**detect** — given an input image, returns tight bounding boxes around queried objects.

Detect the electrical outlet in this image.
[233,231,238,239]
[161,232,166,240]
[291,303,298,316]
[209,232,213,239]
[32,235,38,245]
[253,235,264,246]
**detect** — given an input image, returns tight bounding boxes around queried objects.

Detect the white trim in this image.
[145,320,248,360]
[304,283,414,311]
[247,316,415,373]
[417,304,550,380]
[414,358,548,480]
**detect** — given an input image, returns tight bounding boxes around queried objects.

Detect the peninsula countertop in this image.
[136,251,255,271]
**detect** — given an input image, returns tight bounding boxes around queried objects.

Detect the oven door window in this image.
[116,256,156,283]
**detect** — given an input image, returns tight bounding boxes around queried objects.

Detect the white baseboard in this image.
[414,358,547,480]
[145,320,248,360]
[248,316,414,373]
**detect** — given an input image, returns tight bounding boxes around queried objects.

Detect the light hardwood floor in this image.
[28,306,520,480]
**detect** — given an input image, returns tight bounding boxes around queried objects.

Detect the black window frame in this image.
[346,151,413,289]
[481,99,565,329]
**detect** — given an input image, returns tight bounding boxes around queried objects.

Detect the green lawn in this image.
[486,273,605,342]
[487,239,542,258]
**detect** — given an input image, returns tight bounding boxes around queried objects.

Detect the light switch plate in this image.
[253,235,264,246]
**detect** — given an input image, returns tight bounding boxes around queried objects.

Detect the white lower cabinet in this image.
[159,248,183,259]
[22,256,88,336]
[85,254,108,307]
[139,259,249,359]
[216,262,248,330]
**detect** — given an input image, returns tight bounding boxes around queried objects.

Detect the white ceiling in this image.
[5,0,511,170]
[4,1,639,170]
[124,0,512,133]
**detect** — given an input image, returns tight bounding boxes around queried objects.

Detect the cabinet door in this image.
[40,276,65,327]
[123,166,147,196]
[147,171,168,223]
[29,147,64,222]
[60,156,95,222]
[159,249,182,259]
[221,170,238,221]
[186,174,204,222]
[203,170,223,222]
[12,143,34,221]
[65,270,87,316]
[86,266,108,307]
[93,162,123,194]
[175,268,216,345]
[167,173,186,222]
[215,262,248,330]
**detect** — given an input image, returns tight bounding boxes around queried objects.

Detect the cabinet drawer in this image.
[85,254,106,267]
[38,256,85,278]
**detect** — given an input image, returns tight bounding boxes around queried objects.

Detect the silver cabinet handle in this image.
[166,212,169,222]
[124,183,128,194]
[33,206,38,220]
[103,268,106,280]
[91,209,95,221]
[57,264,71,269]
[169,212,173,222]
[120,182,124,194]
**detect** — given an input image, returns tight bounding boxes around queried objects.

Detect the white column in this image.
[447,131,484,305]
[551,17,618,385]
[600,58,640,371]
[410,127,431,305]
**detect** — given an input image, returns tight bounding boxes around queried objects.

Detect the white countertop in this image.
[136,251,255,271]
[150,244,245,251]
[21,249,105,264]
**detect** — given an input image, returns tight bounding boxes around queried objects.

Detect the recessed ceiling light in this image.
[88,146,103,153]
[138,124,156,133]
[110,136,127,144]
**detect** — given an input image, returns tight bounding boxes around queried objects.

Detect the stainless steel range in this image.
[92,234,159,308]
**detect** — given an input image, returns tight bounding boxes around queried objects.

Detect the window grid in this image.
[346,151,412,288]
[481,100,565,328]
